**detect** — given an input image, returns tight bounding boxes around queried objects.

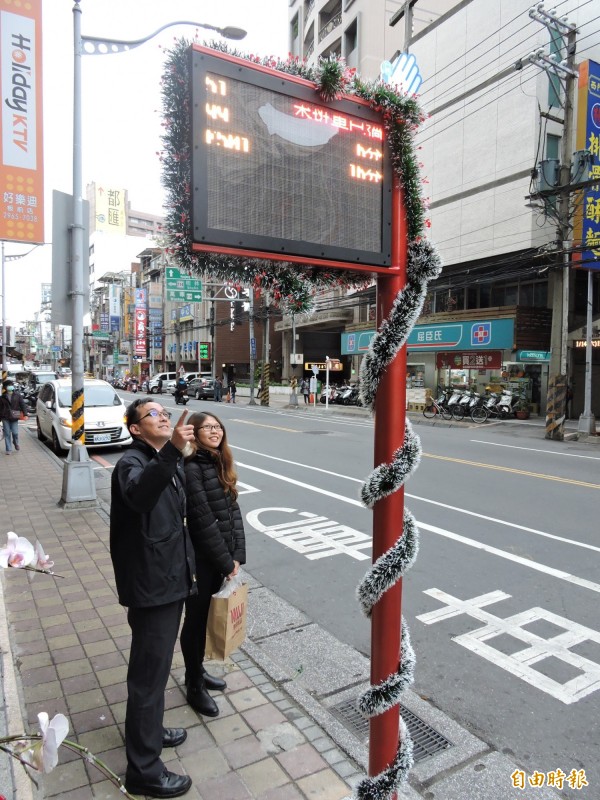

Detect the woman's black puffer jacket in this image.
[185,448,246,576]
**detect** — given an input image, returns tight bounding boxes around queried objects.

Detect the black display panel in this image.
[191,47,392,267]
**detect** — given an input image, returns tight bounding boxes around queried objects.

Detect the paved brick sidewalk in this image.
[0,424,360,799]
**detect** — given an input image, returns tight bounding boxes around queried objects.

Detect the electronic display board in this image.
[191,46,392,268]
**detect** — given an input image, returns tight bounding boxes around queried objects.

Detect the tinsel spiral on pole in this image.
[352,239,442,800]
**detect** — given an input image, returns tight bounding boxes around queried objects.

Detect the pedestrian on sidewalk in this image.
[110,399,197,799]
[0,380,28,454]
[213,376,223,402]
[301,377,310,404]
[229,378,237,403]
[180,411,246,717]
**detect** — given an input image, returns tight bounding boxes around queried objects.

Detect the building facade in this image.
[284,0,600,415]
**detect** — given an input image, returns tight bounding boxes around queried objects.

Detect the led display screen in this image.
[191,47,392,267]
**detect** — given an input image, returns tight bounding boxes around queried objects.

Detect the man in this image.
[110,400,196,798]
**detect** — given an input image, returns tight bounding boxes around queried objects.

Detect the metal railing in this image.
[318,12,342,43]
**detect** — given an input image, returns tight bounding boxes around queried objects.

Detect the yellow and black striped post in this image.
[260,362,270,406]
[545,374,567,440]
[71,385,85,445]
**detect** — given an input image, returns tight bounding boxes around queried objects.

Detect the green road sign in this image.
[166,289,202,302]
[166,278,202,291]
[166,267,181,279]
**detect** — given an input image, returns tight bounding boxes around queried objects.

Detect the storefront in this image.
[343,318,517,397]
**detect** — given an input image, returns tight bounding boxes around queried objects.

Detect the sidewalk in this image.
[0,427,362,800]
[0,409,580,800]
[236,388,599,443]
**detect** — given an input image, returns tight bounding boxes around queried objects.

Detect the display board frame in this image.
[190,45,393,272]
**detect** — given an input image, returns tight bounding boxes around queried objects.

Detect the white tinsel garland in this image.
[352,237,442,800]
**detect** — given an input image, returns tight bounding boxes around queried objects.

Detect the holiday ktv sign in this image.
[0,0,44,243]
[190,45,392,271]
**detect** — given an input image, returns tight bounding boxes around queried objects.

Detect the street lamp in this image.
[62,3,247,504]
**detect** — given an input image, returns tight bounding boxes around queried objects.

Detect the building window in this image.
[546,133,560,160]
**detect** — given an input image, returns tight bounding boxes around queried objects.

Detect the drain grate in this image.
[330,699,452,763]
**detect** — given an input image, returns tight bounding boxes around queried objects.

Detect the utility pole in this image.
[261,294,270,407]
[174,320,181,373]
[248,287,257,405]
[389,0,417,51]
[527,5,578,440]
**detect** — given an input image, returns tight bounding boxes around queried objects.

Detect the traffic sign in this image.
[166,267,181,279]
[166,289,202,302]
[166,277,202,291]
[311,364,319,375]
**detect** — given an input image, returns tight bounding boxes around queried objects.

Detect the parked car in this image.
[36,378,132,455]
[147,372,178,393]
[187,377,215,400]
[166,372,212,393]
[28,370,58,393]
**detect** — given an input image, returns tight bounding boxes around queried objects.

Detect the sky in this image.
[3,0,289,329]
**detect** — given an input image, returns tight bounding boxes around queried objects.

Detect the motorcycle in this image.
[174,386,188,405]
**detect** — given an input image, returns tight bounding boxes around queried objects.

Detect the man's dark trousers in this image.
[125,599,184,783]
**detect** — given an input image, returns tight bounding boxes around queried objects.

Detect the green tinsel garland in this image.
[160,40,430,311]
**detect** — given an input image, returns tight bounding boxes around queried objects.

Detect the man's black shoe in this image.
[186,685,219,717]
[125,768,192,798]
[201,670,227,691]
[162,727,187,748]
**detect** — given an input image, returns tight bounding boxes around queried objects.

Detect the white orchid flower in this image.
[34,540,54,571]
[25,712,69,773]
[0,532,35,569]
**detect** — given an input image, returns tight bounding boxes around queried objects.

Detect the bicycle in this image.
[423,393,454,420]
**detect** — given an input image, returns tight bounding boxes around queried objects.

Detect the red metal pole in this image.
[369,176,407,793]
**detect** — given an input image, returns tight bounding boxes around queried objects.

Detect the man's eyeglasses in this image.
[199,424,223,432]
[138,409,172,422]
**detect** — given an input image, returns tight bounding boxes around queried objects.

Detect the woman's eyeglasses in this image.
[138,409,172,422]
[199,424,223,432]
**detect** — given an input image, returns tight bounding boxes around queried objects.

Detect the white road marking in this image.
[236,446,599,554]
[234,445,364,482]
[245,507,371,560]
[237,462,363,506]
[471,439,600,460]
[417,522,600,595]
[417,589,600,704]
[404,494,600,554]
[237,481,260,495]
[237,462,600,594]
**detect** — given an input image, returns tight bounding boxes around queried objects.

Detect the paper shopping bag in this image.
[205,582,248,660]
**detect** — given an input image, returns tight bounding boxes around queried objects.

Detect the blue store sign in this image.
[342,318,514,354]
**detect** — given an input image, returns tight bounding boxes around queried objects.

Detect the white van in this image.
[165,371,213,392]
[147,372,177,393]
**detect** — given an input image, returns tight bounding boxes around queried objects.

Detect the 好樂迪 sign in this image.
[0,0,44,243]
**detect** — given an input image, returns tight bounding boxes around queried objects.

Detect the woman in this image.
[180,411,246,717]
[0,381,28,454]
